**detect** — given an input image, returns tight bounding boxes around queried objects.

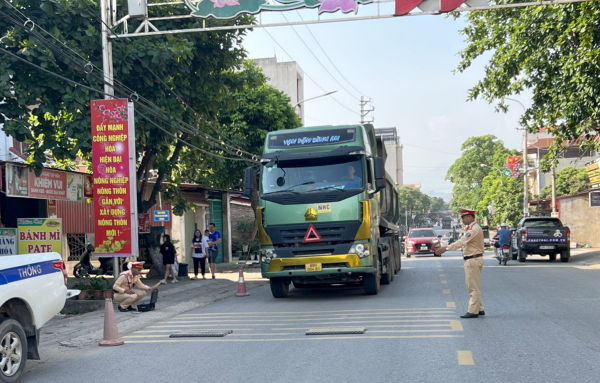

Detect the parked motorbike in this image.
[498,244,510,266]
[73,244,128,278]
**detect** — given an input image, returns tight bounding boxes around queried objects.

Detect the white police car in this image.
[1,252,67,382]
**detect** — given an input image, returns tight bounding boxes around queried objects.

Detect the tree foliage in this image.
[455,3,600,168]
[539,167,590,198]
[446,135,519,209]
[477,175,523,227]
[0,0,299,215]
[398,186,448,227]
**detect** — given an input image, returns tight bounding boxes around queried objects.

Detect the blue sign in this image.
[154,210,170,222]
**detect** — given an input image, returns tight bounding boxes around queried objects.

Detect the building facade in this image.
[253,57,305,123]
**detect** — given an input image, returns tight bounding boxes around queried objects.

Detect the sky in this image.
[240,5,531,202]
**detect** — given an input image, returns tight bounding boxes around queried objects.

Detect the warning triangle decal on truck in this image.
[303,224,322,243]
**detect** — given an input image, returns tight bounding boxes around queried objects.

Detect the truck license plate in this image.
[305,263,322,272]
[540,246,555,250]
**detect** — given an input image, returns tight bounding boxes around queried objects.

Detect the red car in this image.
[405,228,442,257]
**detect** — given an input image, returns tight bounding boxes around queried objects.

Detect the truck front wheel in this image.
[270,278,290,298]
[364,258,381,295]
[560,250,570,263]
[0,318,27,383]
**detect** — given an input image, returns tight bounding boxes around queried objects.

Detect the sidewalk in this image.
[42,266,267,350]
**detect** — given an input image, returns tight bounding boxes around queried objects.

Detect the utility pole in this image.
[551,166,557,214]
[505,98,529,217]
[360,96,374,124]
[100,0,119,277]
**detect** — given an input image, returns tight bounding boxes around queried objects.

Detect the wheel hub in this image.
[1,331,22,377]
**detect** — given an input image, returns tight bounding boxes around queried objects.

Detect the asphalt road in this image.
[24,251,600,383]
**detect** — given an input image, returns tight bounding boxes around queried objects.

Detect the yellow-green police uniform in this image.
[447,221,485,315]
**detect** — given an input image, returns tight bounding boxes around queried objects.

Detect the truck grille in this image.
[279,225,346,243]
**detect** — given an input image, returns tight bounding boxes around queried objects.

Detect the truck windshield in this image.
[261,157,364,195]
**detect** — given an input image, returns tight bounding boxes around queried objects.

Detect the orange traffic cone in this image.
[99,298,124,346]
[235,268,250,297]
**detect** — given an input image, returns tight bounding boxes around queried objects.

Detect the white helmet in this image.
[500,223,507,227]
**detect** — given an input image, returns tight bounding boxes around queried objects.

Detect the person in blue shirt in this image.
[340,165,362,189]
[494,223,511,259]
[207,222,222,279]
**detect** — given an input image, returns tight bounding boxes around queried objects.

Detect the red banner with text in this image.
[91,99,135,257]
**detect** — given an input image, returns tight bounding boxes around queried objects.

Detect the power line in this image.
[261,28,359,116]
[1,3,258,162]
[280,12,361,102]
[0,46,257,164]
[295,11,368,99]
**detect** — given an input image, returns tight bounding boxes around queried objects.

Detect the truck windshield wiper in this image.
[281,181,314,192]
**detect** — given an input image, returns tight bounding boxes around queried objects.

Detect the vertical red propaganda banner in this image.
[91,99,138,257]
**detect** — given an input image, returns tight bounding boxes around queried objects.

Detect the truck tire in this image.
[0,318,27,383]
[381,257,392,285]
[549,254,557,261]
[364,258,380,295]
[270,278,289,298]
[518,247,526,263]
[560,250,570,263]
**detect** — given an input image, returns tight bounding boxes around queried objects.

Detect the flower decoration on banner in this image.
[505,155,522,178]
[184,0,372,19]
[210,0,240,8]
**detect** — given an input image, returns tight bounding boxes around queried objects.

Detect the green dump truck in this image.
[243,124,402,298]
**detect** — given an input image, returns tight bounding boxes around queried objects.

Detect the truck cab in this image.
[245,124,401,298]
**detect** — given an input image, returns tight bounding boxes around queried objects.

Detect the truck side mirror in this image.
[373,156,386,192]
[243,166,255,199]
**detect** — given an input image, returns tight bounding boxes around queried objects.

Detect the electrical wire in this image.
[296,11,368,99]
[261,28,360,116]
[0,3,259,162]
[281,12,361,102]
[80,1,260,159]
[0,46,257,164]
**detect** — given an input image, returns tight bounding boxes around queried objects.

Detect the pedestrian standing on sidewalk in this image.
[159,234,178,284]
[435,208,485,319]
[191,230,209,280]
[113,262,157,312]
[207,223,222,279]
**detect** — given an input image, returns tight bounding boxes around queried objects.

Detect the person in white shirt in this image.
[190,230,209,279]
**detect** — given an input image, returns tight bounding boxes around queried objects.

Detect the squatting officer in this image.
[435,209,485,319]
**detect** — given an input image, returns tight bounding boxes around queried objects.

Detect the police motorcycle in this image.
[73,243,128,277]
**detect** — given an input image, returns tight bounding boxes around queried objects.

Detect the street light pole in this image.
[480,163,504,186]
[505,97,528,217]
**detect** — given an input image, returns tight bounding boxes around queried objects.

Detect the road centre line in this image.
[275,324,453,330]
[443,289,451,294]
[439,274,445,277]
[457,350,475,365]
[125,334,464,344]
[446,302,456,308]
[438,269,443,272]
[441,280,448,284]
[175,308,454,316]
[450,321,463,331]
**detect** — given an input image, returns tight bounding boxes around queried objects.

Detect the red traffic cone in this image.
[235,268,250,297]
[99,298,124,346]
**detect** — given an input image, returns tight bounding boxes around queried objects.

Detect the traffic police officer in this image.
[435,209,485,318]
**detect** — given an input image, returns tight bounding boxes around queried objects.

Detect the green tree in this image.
[455,3,600,167]
[398,186,440,227]
[446,135,518,209]
[477,175,523,227]
[539,167,590,198]
[0,1,299,217]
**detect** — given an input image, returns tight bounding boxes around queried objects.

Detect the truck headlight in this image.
[261,249,277,263]
[350,243,370,258]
